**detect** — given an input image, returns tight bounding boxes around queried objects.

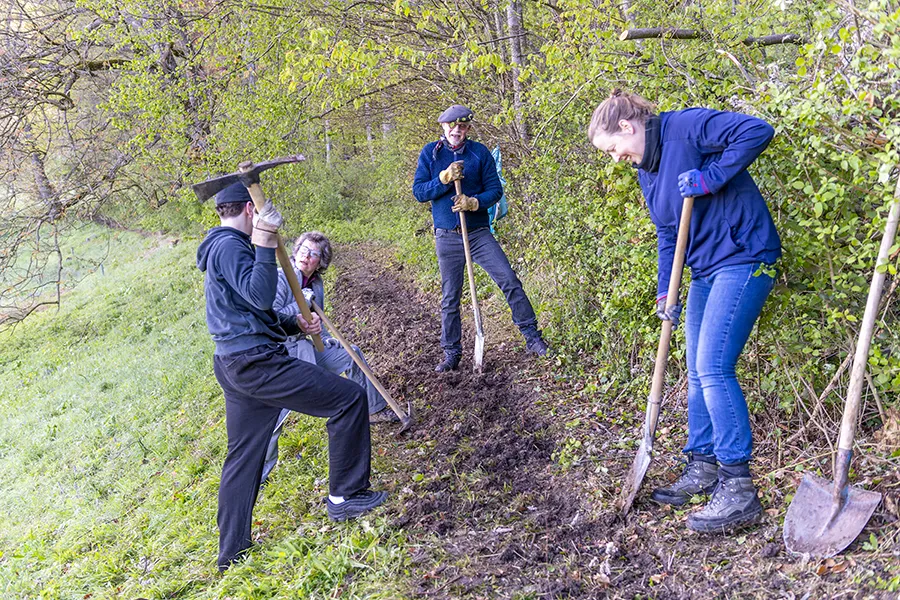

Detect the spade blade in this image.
[784,473,881,558]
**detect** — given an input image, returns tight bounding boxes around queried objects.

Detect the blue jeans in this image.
[683,262,775,465]
[435,227,539,354]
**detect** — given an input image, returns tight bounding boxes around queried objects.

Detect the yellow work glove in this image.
[439,161,464,185]
[451,193,479,213]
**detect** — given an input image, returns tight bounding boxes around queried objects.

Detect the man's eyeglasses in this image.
[296,247,322,259]
[447,122,471,131]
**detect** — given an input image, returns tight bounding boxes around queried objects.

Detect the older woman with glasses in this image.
[260,231,395,486]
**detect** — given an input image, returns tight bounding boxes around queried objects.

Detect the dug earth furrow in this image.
[326,245,898,599]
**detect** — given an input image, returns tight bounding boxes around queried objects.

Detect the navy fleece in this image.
[637,108,782,299]
[412,139,502,230]
[196,226,300,354]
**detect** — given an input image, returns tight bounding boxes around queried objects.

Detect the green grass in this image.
[0,226,407,599]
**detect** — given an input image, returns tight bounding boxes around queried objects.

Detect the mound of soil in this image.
[327,245,899,599]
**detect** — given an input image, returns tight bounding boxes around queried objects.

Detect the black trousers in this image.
[212,343,371,569]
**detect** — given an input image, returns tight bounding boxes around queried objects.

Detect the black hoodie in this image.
[196,226,300,354]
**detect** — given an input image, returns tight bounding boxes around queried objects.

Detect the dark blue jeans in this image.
[435,227,539,355]
[683,262,775,465]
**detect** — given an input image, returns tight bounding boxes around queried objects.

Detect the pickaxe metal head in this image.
[191,154,305,202]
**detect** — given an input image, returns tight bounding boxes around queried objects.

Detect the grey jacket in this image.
[273,270,333,348]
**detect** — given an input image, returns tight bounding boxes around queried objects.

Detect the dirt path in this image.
[327,245,899,599]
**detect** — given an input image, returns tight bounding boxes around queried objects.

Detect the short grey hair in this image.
[292,231,333,274]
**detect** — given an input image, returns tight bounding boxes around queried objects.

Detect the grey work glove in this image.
[251,213,278,248]
[256,197,284,229]
[656,297,683,330]
[439,161,464,185]
[301,287,315,307]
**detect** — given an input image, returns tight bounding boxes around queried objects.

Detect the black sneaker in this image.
[651,458,719,506]
[525,336,550,357]
[435,353,461,373]
[686,477,763,533]
[327,489,388,522]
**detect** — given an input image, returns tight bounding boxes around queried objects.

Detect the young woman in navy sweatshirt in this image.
[589,90,781,533]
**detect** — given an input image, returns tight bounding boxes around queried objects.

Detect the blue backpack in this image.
[487,145,508,232]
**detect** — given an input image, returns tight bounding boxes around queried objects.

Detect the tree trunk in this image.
[365,103,376,164]
[506,0,528,144]
[325,119,332,167]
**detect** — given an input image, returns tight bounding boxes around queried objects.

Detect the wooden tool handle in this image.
[454,179,481,319]
[838,178,900,453]
[646,196,694,433]
[245,181,324,352]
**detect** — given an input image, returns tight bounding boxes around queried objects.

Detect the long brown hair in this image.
[587,89,656,139]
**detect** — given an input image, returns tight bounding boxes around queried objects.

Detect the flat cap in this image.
[215,181,252,206]
[437,104,474,124]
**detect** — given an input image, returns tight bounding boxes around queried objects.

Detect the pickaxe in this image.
[191,155,324,353]
[191,156,414,432]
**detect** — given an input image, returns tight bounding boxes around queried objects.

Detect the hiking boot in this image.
[525,336,550,357]
[369,407,400,424]
[327,489,388,522]
[686,477,763,533]
[435,352,461,373]
[650,458,718,506]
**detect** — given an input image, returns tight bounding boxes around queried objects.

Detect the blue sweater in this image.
[196,226,300,354]
[412,139,503,230]
[638,108,782,299]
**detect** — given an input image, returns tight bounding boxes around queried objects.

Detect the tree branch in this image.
[619,28,804,46]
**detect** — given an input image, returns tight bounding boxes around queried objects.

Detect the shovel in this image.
[782,179,898,557]
[453,161,485,372]
[618,196,694,516]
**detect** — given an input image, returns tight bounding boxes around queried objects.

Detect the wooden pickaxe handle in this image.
[242,178,325,352]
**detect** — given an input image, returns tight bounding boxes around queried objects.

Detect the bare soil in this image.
[327,245,899,599]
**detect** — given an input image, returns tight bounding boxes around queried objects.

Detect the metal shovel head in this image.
[783,473,882,558]
[473,329,484,372]
[396,401,415,436]
[617,438,652,516]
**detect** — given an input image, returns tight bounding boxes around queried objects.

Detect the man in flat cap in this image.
[196,182,386,571]
[413,104,549,372]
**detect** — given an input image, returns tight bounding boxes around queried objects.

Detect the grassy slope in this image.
[0,225,406,599]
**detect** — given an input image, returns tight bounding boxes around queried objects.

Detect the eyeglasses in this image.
[296,247,322,259]
[447,122,471,131]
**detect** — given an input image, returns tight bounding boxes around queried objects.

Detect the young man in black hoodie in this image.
[196,182,386,571]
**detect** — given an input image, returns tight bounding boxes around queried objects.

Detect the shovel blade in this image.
[473,329,484,372]
[396,401,415,436]
[783,473,882,558]
[617,440,653,516]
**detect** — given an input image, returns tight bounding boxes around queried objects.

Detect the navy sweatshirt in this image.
[196,226,300,354]
[638,108,782,299]
[412,139,503,230]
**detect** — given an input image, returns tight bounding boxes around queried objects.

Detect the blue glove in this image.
[677,169,710,198]
[656,297,683,330]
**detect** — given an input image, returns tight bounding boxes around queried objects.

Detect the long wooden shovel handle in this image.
[244,181,324,352]
[834,177,900,487]
[454,179,482,324]
[645,196,694,438]
[309,302,410,422]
